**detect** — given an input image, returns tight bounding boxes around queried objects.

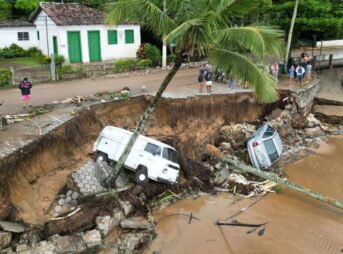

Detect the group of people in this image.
[198,64,213,93]
[288,52,312,87]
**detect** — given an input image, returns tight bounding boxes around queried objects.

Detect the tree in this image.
[104,0,284,186]
[14,0,38,12]
[0,0,11,21]
[268,0,343,40]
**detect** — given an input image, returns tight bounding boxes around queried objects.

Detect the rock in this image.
[0,231,11,250]
[16,244,28,252]
[52,235,86,252]
[118,232,154,252]
[82,229,102,248]
[0,221,26,233]
[120,217,151,230]
[1,247,13,253]
[96,215,118,237]
[32,240,55,253]
[278,127,288,138]
[205,144,222,158]
[304,127,324,138]
[306,113,321,128]
[228,173,249,185]
[212,167,230,185]
[219,142,232,151]
[20,231,41,244]
[214,162,222,170]
[112,208,125,223]
[118,200,133,216]
[270,108,283,119]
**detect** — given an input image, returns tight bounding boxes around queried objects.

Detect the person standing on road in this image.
[288,65,295,87]
[204,67,212,93]
[271,62,279,82]
[198,66,205,93]
[18,77,32,108]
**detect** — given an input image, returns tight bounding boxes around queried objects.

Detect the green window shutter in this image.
[108,30,117,44]
[37,31,40,40]
[125,30,134,44]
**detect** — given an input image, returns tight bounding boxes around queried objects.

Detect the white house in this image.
[0,3,141,63]
[0,20,38,49]
[31,3,141,63]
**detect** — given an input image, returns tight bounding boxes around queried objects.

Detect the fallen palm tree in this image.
[223,157,343,210]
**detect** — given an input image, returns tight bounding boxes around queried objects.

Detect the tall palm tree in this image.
[104,0,284,186]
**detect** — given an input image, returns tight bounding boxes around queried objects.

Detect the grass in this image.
[0,57,42,67]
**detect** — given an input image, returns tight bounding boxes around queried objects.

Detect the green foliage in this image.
[138,59,152,68]
[266,0,343,40]
[0,0,11,21]
[114,59,137,72]
[144,43,161,66]
[0,67,11,88]
[0,44,29,58]
[54,55,65,66]
[274,184,281,194]
[167,53,176,64]
[14,0,38,12]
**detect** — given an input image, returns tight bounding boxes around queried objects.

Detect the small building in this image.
[30,2,141,63]
[0,20,38,49]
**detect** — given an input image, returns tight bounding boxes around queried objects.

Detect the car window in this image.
[263,139,279,163]
[162,148,179,163]
[263,126,275,138]
[144,143,161,155]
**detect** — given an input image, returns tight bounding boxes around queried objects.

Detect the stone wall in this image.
[291,79,321,117]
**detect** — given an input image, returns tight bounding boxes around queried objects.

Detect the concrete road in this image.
[0,68,198,115]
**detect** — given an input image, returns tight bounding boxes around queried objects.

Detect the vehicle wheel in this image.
[135,167,149,184]
[95,152,108,164]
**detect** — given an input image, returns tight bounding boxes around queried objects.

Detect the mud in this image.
[0,94,267,225]
[146,137,343,254]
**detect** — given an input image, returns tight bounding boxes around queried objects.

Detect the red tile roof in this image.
[33,3,104,26]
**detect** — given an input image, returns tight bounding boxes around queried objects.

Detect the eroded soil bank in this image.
[0,93,269,224]
[146,136,343,254]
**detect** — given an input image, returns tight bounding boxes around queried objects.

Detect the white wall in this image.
[34,10,141,63]
[58,24,141,63]
[34,11,59,56]
[0,27,37,49]
[316,40,343,47]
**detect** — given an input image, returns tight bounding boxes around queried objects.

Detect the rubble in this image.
[120,217,151,230]
[0,232,11,250]
[82,229,102,248]
[96,215,117,237]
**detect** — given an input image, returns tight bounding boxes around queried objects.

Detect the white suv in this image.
[247,124,283,170]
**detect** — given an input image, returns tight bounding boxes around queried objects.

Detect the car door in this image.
[157,147,180,183]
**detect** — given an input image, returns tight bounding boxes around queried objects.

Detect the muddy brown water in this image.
[146,136,343,254]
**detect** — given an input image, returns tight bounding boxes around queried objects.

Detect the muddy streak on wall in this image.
[0,93,265,224]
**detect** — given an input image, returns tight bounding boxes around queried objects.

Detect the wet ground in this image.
[146,136,343,254]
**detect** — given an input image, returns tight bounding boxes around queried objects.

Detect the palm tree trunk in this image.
[224,158,343,210]
[284,0,299,73]
[105,54,184,187]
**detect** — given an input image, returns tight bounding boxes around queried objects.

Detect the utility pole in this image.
[284,0,299,73]
[45,16,50,56]
[162,0,167,68]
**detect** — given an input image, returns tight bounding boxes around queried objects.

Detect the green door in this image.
[53,36,58,55]
[88,31,101,62]
[67,31,82,63]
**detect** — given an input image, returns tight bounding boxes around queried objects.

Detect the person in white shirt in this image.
[295,65,305,86]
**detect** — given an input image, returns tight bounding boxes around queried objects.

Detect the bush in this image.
[54,55,65,66]
[0,67,11,88]
[144,43,161,66]
[26,47,41,57]
[114,59,137,72]
[138,59,152,68]
[0,44,29,58]
[167,53,176,64]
